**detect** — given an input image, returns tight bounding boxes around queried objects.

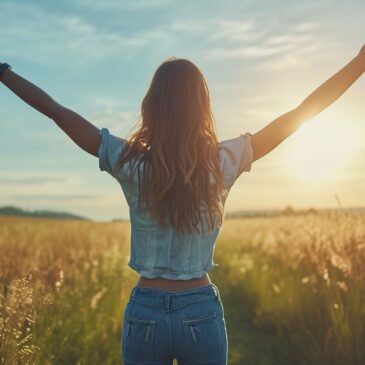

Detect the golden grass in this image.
[1,211,365,364]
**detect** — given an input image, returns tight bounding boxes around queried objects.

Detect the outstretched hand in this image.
[0,62,11,80]
[357,44,365,62]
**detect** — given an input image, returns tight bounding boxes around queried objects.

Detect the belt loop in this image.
[212,283,220,300]
[130,286,137,300]
[165,293,170,310]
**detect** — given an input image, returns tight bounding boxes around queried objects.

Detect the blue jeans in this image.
[121,282,228,365]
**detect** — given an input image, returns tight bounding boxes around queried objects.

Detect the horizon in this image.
[1,0,365,221]
[2,203,365,223]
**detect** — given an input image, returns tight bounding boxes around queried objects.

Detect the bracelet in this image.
[0,63,12,78]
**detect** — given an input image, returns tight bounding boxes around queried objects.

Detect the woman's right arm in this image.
[250,45,365,162]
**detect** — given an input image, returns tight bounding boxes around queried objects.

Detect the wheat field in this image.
[1,211,365,365]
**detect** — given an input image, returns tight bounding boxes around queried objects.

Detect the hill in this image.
[0,206,89,220]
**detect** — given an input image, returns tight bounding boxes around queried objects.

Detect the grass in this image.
[1,211,365,364]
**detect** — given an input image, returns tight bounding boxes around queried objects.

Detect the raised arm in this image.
[250,45,365,162]
[0,65,101,157]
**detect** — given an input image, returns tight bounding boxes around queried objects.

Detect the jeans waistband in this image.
[129,282,221,311]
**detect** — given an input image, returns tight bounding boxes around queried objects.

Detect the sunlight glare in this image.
[280,117,355,181]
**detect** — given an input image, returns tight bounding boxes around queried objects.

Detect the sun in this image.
[279,115,355,181]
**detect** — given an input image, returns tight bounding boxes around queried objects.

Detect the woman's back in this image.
[98,127,253,280]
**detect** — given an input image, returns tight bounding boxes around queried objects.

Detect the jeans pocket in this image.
[183,312,223,363]
[122,313,156,362]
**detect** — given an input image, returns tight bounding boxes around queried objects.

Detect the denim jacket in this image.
[98,128,253,280]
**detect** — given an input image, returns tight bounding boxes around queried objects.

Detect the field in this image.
[1,211,365,365]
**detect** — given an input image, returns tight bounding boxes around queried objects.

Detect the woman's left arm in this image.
[0,67,101,157]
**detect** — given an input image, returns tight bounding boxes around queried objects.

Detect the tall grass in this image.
[1,211,365,364]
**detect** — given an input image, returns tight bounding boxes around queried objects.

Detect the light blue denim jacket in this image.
[98,128,253,280]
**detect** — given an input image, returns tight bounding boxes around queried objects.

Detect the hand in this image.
[357,44,365,61]
[0,62,11,79]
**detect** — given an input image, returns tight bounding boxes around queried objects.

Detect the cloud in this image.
[0,1,333,72]
[0,2,167,65]
[207,19,260,42]
[170,18,260,43]
[0,173,83,191]
[252,40,338,71]
[75,0,172,9]
[206,24,323,61]
[167,16,332,68]
[88,106,141,135]
[208,43,294,60]
[11,194,100,200]
[0,177,68,185]
[264,33,313,47]
[292,22,322,32]
[197,18,338,71]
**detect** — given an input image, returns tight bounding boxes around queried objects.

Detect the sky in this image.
[1,0,365,221]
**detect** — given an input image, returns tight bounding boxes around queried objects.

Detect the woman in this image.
[1,44,364,365]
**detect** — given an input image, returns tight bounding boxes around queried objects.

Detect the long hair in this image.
[114,57,226,235]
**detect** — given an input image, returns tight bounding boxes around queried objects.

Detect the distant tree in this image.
[0,205,88,220]
[283,205,295,215]
[307,207,318,214]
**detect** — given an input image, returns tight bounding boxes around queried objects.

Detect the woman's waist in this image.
[136,273,211,292]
